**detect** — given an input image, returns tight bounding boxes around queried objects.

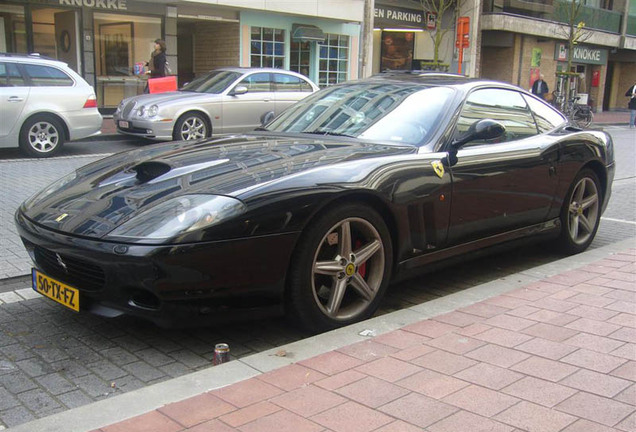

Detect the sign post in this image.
[455,17,470,74]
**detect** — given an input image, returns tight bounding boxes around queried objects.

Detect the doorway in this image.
[31,7,81,73]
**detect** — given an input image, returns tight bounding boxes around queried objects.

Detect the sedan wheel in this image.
[174,113,209,141]
[287,204,392,332]
[557,169,601,254]
[19,115,65,158]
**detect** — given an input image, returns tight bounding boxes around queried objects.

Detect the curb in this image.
[7,237,635,432]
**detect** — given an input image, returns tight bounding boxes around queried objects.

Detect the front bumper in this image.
[16,210,298,327]
[113,114,174,141]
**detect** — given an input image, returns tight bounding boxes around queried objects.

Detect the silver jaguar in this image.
[113,67,319,141]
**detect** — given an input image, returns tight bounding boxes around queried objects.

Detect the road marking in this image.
[601,217,636,225]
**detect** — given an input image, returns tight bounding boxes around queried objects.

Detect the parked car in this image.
[16,72,614,332]
[113,67,319,141]
[0,53,102,158]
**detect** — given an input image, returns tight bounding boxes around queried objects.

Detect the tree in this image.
[418,0,468,71]
[555,0,592,104]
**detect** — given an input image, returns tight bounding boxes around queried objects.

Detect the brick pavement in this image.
[90,247,635,432]
[6,241,633,432]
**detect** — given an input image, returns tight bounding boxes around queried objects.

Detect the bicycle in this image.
[562,96,594,128]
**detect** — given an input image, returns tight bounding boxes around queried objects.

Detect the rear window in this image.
[274,73,314,92]
[23,64,74,87]
[0,62,26,87]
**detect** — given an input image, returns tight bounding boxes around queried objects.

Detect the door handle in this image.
[8,96,24,102]
[263,98,272,102]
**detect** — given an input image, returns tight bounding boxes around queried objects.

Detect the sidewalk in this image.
[10,239,635,432]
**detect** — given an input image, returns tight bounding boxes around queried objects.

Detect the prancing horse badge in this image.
[431,161,445,179]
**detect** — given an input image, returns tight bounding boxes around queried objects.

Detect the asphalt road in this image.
[0,127,633,428]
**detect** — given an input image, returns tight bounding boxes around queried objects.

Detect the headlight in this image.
[148,105,158,117]
[115,100,125,114]
[137,105,146,116]
[106,195,246,240]
[22,171,77,211]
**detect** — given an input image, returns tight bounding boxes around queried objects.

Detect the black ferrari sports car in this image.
[16,72,614,332]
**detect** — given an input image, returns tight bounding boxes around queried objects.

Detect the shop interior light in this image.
[377,28,425,32]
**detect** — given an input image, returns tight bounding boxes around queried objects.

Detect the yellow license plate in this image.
[32,269,80,312]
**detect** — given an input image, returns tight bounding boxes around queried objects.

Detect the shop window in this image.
[318,34,349,87]
[250,27,285,68]
[93,12,162,108]
[290,41,311,77]
[23,64,73,87]
[0,4,27,53]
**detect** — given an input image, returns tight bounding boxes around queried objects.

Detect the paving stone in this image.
[0,370,37,394]
[87,359,128,381]
[495,401,577,432]
[0,388,20,411]
[556,391,635,427]
[35,372,78,396]
[121,361,166,383]
[0,405,35,428]
[15,357,51,378]
[56,389,93,410]
[16,388,61,416]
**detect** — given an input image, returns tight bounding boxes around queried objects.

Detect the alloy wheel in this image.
[27,121,60,153]
[179,117,207,140]
[311,217,385,321]
[567,176,599,245]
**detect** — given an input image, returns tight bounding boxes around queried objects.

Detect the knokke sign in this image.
[555,43,607,65]
[59,0,128,10]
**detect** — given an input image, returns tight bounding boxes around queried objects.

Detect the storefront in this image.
[0,0,171,111]
[239,11,361,87]
[372,3,430,74]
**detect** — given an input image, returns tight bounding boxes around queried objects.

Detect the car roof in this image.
[214,66,307,75]
[361,70,522,93]
[0,52,68,66]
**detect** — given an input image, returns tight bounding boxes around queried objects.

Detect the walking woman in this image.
[144,39,167,93]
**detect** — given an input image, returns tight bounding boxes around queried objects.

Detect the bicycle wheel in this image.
[573,107,593,128]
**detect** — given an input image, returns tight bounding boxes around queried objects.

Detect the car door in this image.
[222,72,274,133]
[273,73,315,115]
[0,62,30,144]
[446,87,560,245]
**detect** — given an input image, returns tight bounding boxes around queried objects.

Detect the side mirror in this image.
[230,85,248,96]
[452,119,505,149]
[260,111,275,126]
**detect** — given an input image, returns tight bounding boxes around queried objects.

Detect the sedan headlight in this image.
[136,104,159,118]
[22,171,77,211]
[115,100,125,115]
[106,195,246,240]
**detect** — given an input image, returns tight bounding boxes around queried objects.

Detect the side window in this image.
[239,73,272,93]
[23,64,74,87]
[273,73,314,92]
[0,63,26,87]
[456,88,539,145]
[523,95,567,133]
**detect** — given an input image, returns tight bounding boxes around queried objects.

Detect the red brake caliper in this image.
[355,240,367,278]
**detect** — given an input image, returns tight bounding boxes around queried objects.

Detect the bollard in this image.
[213,343,230,365]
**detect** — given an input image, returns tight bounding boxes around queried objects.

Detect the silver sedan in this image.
[113,67,319,141]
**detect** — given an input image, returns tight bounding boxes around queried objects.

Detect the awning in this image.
[292,24,325,42]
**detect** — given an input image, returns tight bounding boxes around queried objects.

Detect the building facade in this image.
[0,0,365,111]
[480,0,636,112]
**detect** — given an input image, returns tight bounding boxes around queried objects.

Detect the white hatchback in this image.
[0,53,103,157]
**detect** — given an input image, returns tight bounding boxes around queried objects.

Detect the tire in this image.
[19,115,65,158]
[556,169,602,255]
[173,113,210,141]
[287,203,393,333]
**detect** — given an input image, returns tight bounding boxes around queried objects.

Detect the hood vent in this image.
[133,161,172,183]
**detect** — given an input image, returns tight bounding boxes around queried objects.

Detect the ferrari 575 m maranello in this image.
[16,72,614,332]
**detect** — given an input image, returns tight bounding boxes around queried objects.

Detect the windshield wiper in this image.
[254,127,269,131]
[305,130,355,138]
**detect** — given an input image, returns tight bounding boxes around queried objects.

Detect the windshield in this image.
[180,70,242,94]
[265,83,455,145]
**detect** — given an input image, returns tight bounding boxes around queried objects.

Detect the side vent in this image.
[133,161,171,182]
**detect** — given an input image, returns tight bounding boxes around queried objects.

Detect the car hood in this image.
[124,91,222,105]
[23,134,416,238]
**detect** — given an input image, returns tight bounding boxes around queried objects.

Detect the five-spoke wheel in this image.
[288,204,392,332]
[557,169,601,254]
